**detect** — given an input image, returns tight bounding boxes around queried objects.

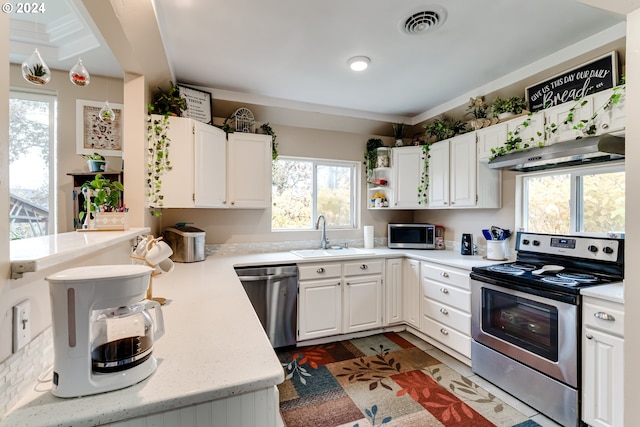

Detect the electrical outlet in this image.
[13,300,31,353]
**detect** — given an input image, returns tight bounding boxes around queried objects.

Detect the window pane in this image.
[581,171,625,233]
[272,159,313,229]
[525,174,571,234]
[317,164,352,228]
[9,96,53,239]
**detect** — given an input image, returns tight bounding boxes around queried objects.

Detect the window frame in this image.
[272,155,360,231]
[515,161,625,236]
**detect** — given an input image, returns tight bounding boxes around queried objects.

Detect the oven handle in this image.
[594,311,615,321]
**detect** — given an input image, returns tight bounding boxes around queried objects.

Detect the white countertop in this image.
[1,247,502,426]
[10,228,151,279]
[581,282,625,304]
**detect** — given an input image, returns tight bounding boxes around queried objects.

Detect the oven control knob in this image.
[588,245,598,253]
[603,247,615,254]
[522,239,530,245]
[533,240,540,246]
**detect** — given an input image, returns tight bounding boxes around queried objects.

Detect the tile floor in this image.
[397,331,563,427]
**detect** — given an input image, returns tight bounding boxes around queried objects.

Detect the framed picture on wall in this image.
[76,99,124,157]
[177,84,213,125]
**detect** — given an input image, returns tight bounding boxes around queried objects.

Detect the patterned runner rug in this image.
[277,332,541,427]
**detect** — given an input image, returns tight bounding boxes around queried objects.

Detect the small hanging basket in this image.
[231,107,255,133]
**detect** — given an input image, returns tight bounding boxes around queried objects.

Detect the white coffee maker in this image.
[46,264,164,398]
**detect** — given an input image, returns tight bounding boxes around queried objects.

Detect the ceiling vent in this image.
[401,7,447,35]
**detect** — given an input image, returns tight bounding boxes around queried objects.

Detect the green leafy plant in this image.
[79,174,124,222]
[423,117,467,142]
[215,117,234,140]
[148,81,187,117]
[146,114,172,216]
[490,96,527,117]
[364,138,384,180]
[565,81,626,138]
[391,123,405,140]
[80,152,105,161]
[417,144,430,205]
[29,63,47,77]
[489,113,545,160]
[260,122,279,160]
[466,96,488,119]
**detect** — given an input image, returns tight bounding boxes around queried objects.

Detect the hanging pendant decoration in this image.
[69,58,90,86]
[99,101,116,123]
[21,48,51,86]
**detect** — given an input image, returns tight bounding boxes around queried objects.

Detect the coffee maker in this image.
[46,264,164,398]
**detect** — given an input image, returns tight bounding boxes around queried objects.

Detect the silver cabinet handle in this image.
[601,123,609,129]
[440,272,449,278]
[440,328,449,335]
[594,311,615,321]
[586,334,594,340]
[317,267,325,274]
[360,264,368,270]
[440,308,448,315]
[440,287,449,294]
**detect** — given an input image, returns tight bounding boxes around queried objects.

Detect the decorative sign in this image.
[178,84,213,125]
[526,51,618,112]
[76,99,123,157]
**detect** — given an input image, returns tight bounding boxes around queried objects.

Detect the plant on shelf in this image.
[260,122,279,160]
[78,174,124,225]
[490,96,527,119]
[423,116,467,142]
[148,81,187,117]
[364,138,384,182]
[466,96,488,119]
[215,117,234,140]
[391,123,405,145]
[80,152,107,172]
[417,144,431,205]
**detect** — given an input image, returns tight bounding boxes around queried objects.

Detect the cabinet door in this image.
[298,279,342,340]
[476,123,507,160]
[194,121,227,207]
[343,276,382,333]
[392,146,423,209]
[385,258,403,325]
[582,326,624,427]
[427,140,450,208]
[227,133,272,208]
[449,133,476,207]
[593,88,625,135]
[158,116,195,208]
[505,112,544,150]
[545,98,593,145]
[403,259,420,329]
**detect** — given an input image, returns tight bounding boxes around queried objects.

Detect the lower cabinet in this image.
[385,258,404,325]
[582,296,624,427]
[403,258,421,329]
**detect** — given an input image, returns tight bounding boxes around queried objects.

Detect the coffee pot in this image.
[46,265,164,398]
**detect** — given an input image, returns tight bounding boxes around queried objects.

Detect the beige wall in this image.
[9,64,123,233]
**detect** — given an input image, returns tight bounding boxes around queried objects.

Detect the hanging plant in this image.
[260,122,279,160]
[364,138,383,182]
[417,144,430,205]
[146,112,172,216]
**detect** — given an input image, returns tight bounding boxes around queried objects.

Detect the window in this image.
[518,163,624,235]
[9,91,57,239]
[272,157,358,230]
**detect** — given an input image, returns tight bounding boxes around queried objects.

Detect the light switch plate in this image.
[13,300,31,352]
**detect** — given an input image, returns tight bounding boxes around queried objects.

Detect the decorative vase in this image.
[395,138,403,147]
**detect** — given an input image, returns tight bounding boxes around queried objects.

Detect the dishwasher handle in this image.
[237,272,298,282]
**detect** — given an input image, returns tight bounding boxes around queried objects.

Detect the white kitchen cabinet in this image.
[343,259,383,333]
[385,258,403,325]
[155,115,227,208]
[403,258,420,329]
[582,296,624,427]
[505,110,545,150]
[392,146,424,209]
[428,133,478,208]
[426,139,449,208]
[420,262,471,358]
[226,133,272,208]
[298,262,343,340]
[545,97,594,145]
[592,87,626,135]
[476,122,507,160]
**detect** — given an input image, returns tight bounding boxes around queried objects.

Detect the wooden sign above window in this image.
[526,51,619,113]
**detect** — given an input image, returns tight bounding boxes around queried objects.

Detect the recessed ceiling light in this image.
[347,56,370,71]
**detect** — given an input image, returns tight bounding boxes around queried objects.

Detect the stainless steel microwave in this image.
[388,223,436,249]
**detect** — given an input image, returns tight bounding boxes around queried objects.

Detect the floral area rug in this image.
[277,332,541,427]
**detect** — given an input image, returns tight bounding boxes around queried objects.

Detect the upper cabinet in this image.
[392,146,424,209]
[153,116,271,209]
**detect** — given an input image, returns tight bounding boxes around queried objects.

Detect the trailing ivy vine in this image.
[417,144,430,205]
[147,114,172,216]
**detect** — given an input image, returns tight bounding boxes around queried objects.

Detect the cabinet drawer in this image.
[421,316,471,358]
[343,259,383,276]
[422,280,471,312]
[422,263,470,290]
[422,299,471,335]
[298,263,341,280]
[583,300,624,337]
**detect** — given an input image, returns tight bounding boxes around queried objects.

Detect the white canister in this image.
[364,226,374,249]
[486,240,507,260]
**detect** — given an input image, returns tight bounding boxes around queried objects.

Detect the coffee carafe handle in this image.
[144,299,165,340]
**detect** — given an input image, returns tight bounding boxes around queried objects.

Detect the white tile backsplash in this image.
[206,237,388,256]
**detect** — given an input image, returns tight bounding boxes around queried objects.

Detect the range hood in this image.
[487,134,625,172]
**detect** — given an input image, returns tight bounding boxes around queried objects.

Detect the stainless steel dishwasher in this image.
[234,264,298,348]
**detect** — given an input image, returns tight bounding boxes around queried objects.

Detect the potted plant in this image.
[423,117,467,142]
[465,96,491,129]
[79,174,125,229]
[391,123,405,146]
[81,152,106,172]
[364,138,384,181]
[491,96,527,120]
[148,81,187,117]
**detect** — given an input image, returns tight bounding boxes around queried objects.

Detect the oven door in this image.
[471,279,578,387]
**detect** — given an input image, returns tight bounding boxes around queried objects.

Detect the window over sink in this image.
[272,157,358,230]
[517,163,625,235]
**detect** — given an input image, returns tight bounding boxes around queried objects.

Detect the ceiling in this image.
[8,1,626,122]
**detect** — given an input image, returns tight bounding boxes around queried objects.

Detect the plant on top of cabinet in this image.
[490,96,527,119]
[423,116,467,142]
[260,122,279,160]
[364,138,384,181]
[392,123,405,146]
[148,81,187,117]
[417,144,431,205]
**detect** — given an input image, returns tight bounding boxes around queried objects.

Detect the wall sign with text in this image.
[178,84,213,125]
[526,51,618,113]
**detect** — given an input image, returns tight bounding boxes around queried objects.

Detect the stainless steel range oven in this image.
[470,232,624,427]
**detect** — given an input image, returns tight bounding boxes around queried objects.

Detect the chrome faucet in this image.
[315,215,329,249]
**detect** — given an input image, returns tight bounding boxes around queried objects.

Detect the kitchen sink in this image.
[290,247,374,258]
